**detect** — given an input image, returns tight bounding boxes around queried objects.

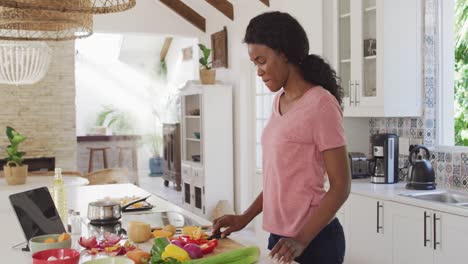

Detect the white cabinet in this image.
[390,202,468,264]
[389,202,433,264]
[328,0,423,117]
[180,81,233,219]
[433,211,468,264]
[347,194,392,264]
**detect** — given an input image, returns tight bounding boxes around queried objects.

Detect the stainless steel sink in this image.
[400,191,468,205]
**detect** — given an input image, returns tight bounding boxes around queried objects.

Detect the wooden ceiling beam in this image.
[205,0,233,20]
[160,0,206,32]
[160,37,173,61]
[259,0,270,7]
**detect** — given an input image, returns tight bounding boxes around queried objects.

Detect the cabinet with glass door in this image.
[333,0,423,117]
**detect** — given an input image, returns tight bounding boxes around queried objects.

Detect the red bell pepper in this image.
[178,235,208,245]
[200,239,218,255]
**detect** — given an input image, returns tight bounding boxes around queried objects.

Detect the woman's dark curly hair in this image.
[244,11,343,106]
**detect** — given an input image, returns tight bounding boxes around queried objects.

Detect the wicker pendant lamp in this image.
[0,0,135,85]
[0,0,136,14]
[0,41,51,85]
[0,6,93,41]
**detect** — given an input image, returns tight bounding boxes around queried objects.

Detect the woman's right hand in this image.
[212,214,250,238]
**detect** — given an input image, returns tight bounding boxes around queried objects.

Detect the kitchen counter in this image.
[350,179,468,217]
[0,184,276,263]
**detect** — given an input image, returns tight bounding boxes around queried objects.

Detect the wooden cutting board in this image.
[205,238,244,256]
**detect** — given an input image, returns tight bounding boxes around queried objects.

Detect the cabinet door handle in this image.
[424,211,431,247]
[349,80,354,106]
[377,201,383,233]
[433,214,440,250]
[355,80,360,106]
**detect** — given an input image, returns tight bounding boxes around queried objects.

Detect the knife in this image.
[207,232,223,240]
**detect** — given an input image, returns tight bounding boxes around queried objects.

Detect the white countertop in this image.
[0,176,89,192]
[350,179,468,217]
[0,183,277,263]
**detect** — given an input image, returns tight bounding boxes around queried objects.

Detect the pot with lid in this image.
[88,201,121,225]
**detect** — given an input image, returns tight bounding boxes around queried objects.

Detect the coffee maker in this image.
[369,134,399,184]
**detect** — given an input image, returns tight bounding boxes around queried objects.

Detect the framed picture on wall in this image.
[211,26,228,68]
[182,46,193,61]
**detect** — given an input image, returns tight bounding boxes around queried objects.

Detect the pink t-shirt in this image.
[262,86,346,237]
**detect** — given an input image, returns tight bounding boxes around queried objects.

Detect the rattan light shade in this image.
[0,6,92,41]
[0,41,51,85]
[0,0,136,14]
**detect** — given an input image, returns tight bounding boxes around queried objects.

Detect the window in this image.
[255,77,276,171]
[439,0,467,147]
[453,0,467,146]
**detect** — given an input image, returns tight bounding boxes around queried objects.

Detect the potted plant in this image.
[92,105,135,135]
[148,133,164,176]
[198,44,216,84]
[3,126,28,185]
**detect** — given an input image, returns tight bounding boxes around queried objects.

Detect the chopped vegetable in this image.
[178,236,207,245]
[104,232,122,244]
[183,244,203,259]
[187,246,260,264]
[199,240,218,255]
[127,249,151,264]
[171,239,185,248]
[153,230,173,239]
[79,236,98,249]
[163,225,177,236]
[161,244,191,262]
[151,237,171,263]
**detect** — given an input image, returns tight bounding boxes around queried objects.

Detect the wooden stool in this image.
[87,147,110,173]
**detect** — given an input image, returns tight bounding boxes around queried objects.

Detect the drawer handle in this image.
[424,211,431,247]
[433,214,440,250]
[377,201,383,233]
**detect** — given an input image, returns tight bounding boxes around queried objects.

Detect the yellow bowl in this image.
[29,234,72,254]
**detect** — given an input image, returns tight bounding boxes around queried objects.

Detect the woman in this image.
[212,11,351,264]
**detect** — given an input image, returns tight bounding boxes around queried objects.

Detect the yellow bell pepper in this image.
[161,244,191,262]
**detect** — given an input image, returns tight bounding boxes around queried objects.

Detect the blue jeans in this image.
[267,218,345,264]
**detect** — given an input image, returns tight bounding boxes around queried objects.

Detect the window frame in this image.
[437,0,468,151]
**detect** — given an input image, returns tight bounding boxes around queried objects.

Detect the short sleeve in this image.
[314,96,346,152]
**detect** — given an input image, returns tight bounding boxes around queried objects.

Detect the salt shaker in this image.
[67,209,74,233]
[71,211,82,235]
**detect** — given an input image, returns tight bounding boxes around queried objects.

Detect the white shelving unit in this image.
[180,81,233,219]
[330,0,423,117]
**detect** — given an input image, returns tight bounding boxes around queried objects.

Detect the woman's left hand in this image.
[269,237,306,264]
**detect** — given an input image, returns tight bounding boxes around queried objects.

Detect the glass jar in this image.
[71,211,82,235]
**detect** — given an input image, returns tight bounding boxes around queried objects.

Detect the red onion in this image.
[183,243,203,259]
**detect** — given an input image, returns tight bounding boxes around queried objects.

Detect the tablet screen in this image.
[9,187,65,242]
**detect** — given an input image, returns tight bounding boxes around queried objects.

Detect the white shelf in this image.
[186,138,201,142]
[185,115,200,119]
[340,13,351,19]
[341,59,351,63]
[364,55,377,60]
[365,6,377,12]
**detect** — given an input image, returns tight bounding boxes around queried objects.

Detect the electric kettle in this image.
[406,145,436,190]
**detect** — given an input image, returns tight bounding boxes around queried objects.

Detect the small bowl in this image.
[32,248,80,264]
[83,257,134,264]
[29,234,72,254]
[193,132,201,139]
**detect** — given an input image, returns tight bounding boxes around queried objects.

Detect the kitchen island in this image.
[0,183,276,263]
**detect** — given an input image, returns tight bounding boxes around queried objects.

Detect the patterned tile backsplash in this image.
[369,117,468,191]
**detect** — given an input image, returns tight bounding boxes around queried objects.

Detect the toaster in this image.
[348,152,370,179]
